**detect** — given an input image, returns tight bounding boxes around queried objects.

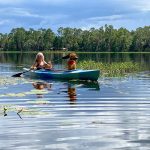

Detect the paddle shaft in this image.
[12,67,70,77]
[12,69,32,77]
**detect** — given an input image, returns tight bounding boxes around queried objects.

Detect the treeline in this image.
[0,25,150,52]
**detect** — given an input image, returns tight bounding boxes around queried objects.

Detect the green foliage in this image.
[131,26,150,52]
[78,60,142,77]
[0,25,150,52]
[0,28,55,51]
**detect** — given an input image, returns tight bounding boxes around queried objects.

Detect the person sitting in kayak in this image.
[31,52,52,70]
[62,52,78,70]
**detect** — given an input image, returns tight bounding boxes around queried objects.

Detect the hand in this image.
[30,66,37,70]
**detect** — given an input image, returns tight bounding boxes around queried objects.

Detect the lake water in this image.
[0,52,150,150]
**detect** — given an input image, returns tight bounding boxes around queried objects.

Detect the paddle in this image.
[12,67,57,77]
[12,56,66,77]
[12,69,32,77]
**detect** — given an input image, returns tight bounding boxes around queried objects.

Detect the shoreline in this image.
[0,51,150,54]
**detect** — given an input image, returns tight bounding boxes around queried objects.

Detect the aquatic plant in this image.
[0,104,49,117]
[78,61,143,77]
[0,77,30,87]
[0,89,49,98]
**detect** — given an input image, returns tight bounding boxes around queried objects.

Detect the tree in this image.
[43,28,55,50]
[0,25,149,52]
[131,26,150,52]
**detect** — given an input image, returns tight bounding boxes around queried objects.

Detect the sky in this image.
[0,0,150,33]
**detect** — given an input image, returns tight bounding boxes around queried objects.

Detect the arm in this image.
[44,61,53,70]
[30,62,37,70]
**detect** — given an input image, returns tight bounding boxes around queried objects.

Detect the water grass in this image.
[78,60,143,77]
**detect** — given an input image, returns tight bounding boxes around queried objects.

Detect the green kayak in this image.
[23,68,100,81]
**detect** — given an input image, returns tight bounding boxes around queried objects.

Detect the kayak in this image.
[23,68,100,81]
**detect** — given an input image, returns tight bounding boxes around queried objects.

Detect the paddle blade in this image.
[12,72,23,77]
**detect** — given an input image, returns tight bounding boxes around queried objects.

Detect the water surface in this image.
[0,52,150,150]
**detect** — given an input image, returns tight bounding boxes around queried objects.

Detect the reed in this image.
[77,60,142,77]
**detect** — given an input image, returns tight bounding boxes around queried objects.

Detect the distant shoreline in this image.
[0,51,149,54]
[0,26,150,53]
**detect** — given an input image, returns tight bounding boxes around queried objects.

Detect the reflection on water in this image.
[0,72,149,149]
[3,107,7,117]
[0,53,150,150]
[57,81,100,104]
[0,52,150,71]
[32,82,52,98]
[58,83,77,104]
[67,85,77,103]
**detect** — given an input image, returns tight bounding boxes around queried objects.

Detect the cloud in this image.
[0,8,40,18]
[0,0,22,5]
[36,0,70,5]
[0,0,150,33]
[117,0,150,12]
[86,15,124,22]
[62,11,150,31]
[0,19,10,25]
[135,1,150,12]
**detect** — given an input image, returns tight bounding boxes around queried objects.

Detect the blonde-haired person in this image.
[31,52,52,70]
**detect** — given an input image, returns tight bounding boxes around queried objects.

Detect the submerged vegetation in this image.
[78,61,142,77]
[0,25,150,52]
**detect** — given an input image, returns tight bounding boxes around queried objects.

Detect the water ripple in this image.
[0,72,150,150]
